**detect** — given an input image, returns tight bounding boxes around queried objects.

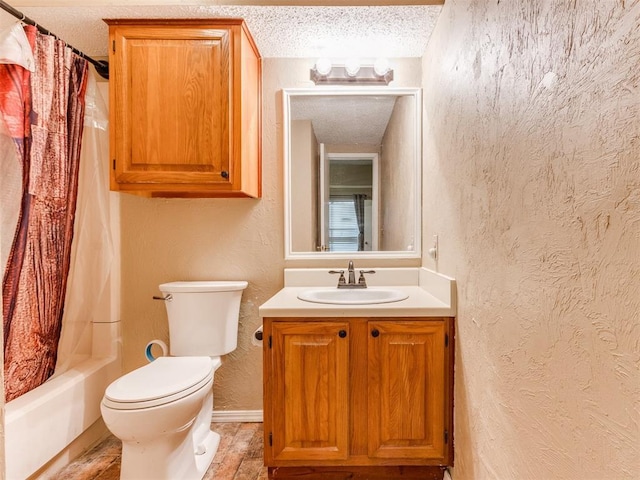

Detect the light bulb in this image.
[315,58,332,76]
[373,57,391,76]
[344,58,360,77]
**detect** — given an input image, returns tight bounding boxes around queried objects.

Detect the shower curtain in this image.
[53,74,112,376]
[1,24,89,401]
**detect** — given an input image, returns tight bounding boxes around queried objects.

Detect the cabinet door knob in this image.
[221,171,229,179]
[338,330,347,338]
[371,329,380,338]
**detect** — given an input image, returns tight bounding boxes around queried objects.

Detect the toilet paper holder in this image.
[145,339,168,361]
[252,326,263,347]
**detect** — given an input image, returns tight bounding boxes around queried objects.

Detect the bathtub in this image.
[4,322,121,480]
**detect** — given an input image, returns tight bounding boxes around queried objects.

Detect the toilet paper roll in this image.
[252,326,263,347]
[145,339,168,362]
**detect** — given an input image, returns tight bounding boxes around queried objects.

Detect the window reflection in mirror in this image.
[323,152,378,252]
[284,88,422,260]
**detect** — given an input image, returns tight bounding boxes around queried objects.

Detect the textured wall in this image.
[290,119,318,252]
[118,59,292,410]
[422,1,640,478]
[381,95,417,251]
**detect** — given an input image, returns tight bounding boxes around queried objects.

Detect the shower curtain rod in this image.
[0,0,109,79]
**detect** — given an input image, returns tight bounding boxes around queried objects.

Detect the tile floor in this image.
[51,422,267,480]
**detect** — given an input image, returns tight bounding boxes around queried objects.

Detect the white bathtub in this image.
[4,322,121,480]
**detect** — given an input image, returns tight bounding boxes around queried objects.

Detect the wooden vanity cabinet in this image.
[269,321,350,462]
[106,19,261,198]
[263,317,454,478]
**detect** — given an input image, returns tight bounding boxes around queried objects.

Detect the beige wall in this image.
[119,191,281,410]
[380,95,416,251]
[117,59,293,410]
[119,57,420,410]
[290,119,318,252]
[422,1,640,478]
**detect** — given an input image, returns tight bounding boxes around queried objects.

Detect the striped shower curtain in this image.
[1,25,88,401]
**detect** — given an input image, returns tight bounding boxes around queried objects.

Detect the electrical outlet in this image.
[428,234,438,260]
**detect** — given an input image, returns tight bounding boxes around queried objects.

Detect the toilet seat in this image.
[103,356,217,410]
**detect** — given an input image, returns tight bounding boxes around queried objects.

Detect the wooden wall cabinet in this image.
[263,317,454,479]
[106,19,261,198]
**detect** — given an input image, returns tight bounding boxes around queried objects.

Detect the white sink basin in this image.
[297,287,409,305]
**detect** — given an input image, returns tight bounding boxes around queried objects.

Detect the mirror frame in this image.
[283,87,422,260]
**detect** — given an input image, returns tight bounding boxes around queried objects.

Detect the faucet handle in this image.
[329,270,346,286]
[357,270,376,286]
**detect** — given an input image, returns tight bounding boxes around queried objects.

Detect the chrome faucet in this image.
[329,261,375,289]
[347,260,356,285]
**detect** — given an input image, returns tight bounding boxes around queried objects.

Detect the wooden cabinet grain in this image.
[270,321,349,462]
[105,19,261,197]
[263,317,454,479]
[368,321,447,461]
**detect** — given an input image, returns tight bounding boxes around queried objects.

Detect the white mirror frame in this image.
[283,87,422,260]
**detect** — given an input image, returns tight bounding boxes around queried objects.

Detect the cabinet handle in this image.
[338,330,347,338]
[221,171,229,179]
[371,329,380,338]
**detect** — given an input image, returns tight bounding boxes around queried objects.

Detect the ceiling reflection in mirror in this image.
[284,88,422,259]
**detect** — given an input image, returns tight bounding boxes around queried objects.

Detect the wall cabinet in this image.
[263,317,454,479]
[106,19,261,198]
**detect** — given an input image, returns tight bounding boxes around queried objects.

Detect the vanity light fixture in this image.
[314,57,332,76]
[310,57,394,85]
[344,58,361,77]
[373,57,391,76]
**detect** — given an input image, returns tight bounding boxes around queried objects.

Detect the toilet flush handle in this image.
[152,294,173,301]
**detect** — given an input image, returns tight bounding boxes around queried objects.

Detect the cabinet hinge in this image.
[445,429,449,444]
[269,432,273,446]
[112,159,116,170]
[112,40,115,53]
[268,335,272,349]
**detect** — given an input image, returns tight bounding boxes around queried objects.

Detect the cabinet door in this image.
[270,322,349,462]
[368,321,446,460]
[111,25,231,186]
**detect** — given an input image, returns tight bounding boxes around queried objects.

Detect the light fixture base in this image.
[310,66,394,85]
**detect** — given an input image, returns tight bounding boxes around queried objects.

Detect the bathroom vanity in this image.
[259,268,455,479]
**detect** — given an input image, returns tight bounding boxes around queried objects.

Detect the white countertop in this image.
[258,267,456,318]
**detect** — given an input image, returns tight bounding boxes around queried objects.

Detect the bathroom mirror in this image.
[283,87,422,260]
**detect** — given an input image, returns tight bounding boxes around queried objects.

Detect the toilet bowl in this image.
[101,281,247,480]
[101,357,222,479]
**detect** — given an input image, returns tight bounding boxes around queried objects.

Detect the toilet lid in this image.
[159,281,248,293]
[104,357,214,409]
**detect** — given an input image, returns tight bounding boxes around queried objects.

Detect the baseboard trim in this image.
[211,409,264,423]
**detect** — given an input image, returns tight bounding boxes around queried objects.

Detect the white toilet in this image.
[101,280,248,480]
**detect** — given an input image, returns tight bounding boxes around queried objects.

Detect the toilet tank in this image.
[158,281,248,356]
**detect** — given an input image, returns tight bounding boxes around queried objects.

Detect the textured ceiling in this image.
[291,95,397,145]
[1,3,439,146]
[7,4,442,58]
